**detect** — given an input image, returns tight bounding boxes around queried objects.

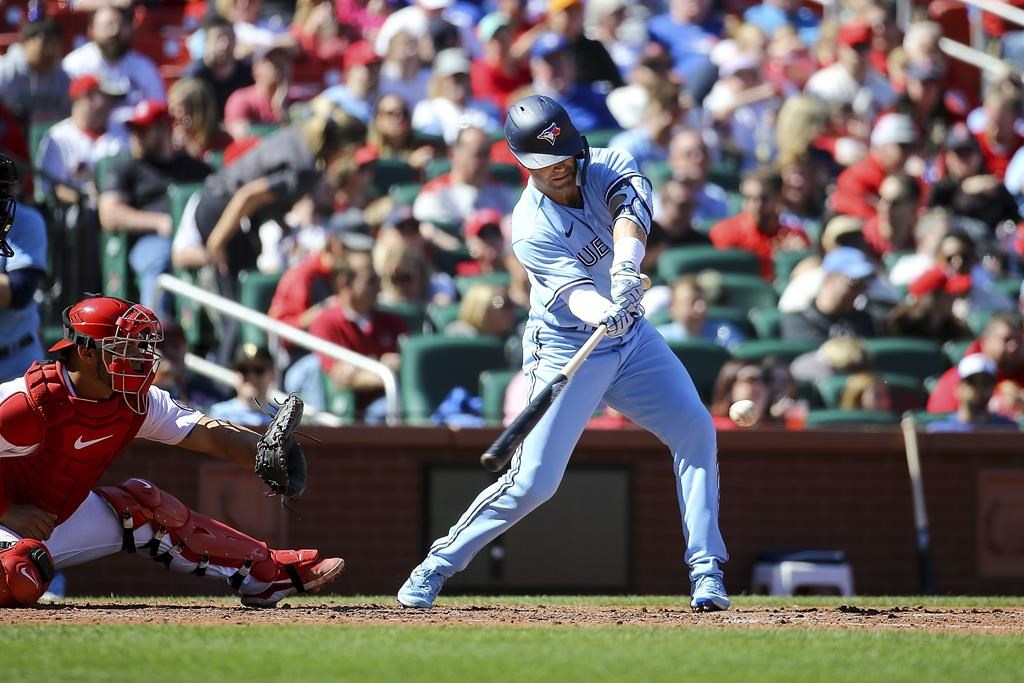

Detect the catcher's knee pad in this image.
[94,478,276,585]
[0,539,55,607]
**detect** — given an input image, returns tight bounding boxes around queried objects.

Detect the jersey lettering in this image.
[577,237,610,266]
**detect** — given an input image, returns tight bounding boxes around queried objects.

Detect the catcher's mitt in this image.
[255,394,307,499]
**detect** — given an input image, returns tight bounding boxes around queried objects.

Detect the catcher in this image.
[0,295,342,607]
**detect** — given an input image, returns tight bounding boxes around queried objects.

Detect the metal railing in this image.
[155,273,401,424]
[183,352,347,427]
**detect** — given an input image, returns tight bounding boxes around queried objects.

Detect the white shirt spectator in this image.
[804,63,895,119]
[37,118,126,200]
[413,174,520,229]
[374,5,431,58]
[378,63,432,110]
[412,96,502,145]
[703,82,778,171]
[62,41,165,134]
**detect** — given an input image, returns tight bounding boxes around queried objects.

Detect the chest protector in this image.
[0,361,145,524]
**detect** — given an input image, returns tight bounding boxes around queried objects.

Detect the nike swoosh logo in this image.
[565,221,574,238]
[74,434,114,450]
[19,565,38,589]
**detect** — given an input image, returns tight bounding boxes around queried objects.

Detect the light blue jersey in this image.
[0,204,46,381]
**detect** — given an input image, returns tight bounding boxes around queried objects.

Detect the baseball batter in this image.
[399,96,729,611]
[0,295,343,607]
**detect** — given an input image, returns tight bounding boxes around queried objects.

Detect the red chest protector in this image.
[0,361,146,524]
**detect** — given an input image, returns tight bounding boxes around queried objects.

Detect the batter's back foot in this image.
[397,563,447,609]
[690,573,730,612]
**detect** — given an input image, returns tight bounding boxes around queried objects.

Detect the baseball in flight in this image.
[729,400,758,427]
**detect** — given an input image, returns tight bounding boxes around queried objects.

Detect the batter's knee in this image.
[0,539,55,607]
[665,408,717,460]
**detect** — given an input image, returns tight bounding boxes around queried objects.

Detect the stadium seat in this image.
[706,305,756,337]
[713,273,779,310]
[377,301,428,333]
[864,337,948,382]
[665,339,730,403]
[399,335,507,423]
[491,163,522,186]
[772,250,811,282]
[320,371,356,422]
[454,271,512,296]
[816,373,928,413]
[658,245,761,281]
[372,158,417,196]
[995,278,1022,299]
[426,302,461,331]
[748,306,782,339]
[480,368,518,425]
[905,410,954,427]
[389,182,422,207]
[95,154,135,300]
[803,409,900,429]
[424,158,452,181]
[167,183,214,348]
[584,129,623,148]
[942,338,974,365]
[248,123,281,138]
[730,338,819,364]
[708,159,741,191]
[237,270,282,347]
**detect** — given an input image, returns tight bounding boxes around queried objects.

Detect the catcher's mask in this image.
[0,154,19,258]
[50,296,164,414]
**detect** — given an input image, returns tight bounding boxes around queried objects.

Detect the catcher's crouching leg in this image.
[94,478,344,607]
[0,539,55,607]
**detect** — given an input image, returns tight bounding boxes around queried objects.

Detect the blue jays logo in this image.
[537,122,561,146]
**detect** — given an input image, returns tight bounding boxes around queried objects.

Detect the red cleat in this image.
[240,550,345,608]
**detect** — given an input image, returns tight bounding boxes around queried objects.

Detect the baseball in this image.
[729,400,758,427]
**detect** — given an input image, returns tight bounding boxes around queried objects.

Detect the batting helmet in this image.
[0,153,20,258]
[505,95,585,170]
[50,296,164,414]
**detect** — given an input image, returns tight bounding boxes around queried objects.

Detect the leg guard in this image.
[0,539,55,607]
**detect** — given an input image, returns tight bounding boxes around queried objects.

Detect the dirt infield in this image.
[3,600,1022,633]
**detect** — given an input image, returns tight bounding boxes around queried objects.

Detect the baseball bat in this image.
[480,275,650,473]
[900,413,936,595]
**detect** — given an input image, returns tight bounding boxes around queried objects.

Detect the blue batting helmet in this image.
[504,95,584,170]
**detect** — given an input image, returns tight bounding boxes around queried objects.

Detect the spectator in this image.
[703,53,778,172]
[412,48,502,145]
[446,283,518,341]
[224,44,298,140]
[862,174,921,258]
[831,112,917,219]
[373,212,455,307]
[777,154,825,232]
[927,354,1019,432]
[193,0,294,60]
[885,289,973,343]
[789,335,872,384]
[774,94,848,174]
[168,78,234,163]
[455,208,509,277]
[208,344,279,427]
[546,0,622,90]
[804,21,895,121]
[838,372,892,412]
[183,14,255,120]
[911,231,1014,312]
[935,123,1020,231]
[585,0,644,79]
[0,184,47,382]
[327,145,382,213]
[367,94,437,171]
[98,100,213,316]
[744,0,820,46]
[902,20,971,116]
[888,208,953,286]
[709,167,810,280]
[153,321,227,408]
[471,13,530,113]
[608,82,683,172]
[928,314,1024,413]
[527,32,618,133]
[292,0,346,63]
[975,89,1024,181]
[0,18,70,127]
[656,275,745,350]
[653,178,711,247]
[647,0,722,102]
[709,361,771,430]
[664,129,729,222]
[320,41,382,124]
[37,75,127,207]
[374,0,452,61]
[889,61,955,157]
[764,27,817,96]
[781,247,877,341]
[413,127,521,249]
[378,30,432,109]
[310,250,407,423]
[62,7,165,120]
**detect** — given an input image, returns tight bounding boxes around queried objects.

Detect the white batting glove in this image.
[601,302,642,338]
[610,264,644,309]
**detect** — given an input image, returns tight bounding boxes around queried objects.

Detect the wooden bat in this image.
[480,275,651,473]
[900,413,936,595]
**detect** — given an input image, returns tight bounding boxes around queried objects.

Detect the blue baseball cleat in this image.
[397,564,448,609]
[690,574,730,612]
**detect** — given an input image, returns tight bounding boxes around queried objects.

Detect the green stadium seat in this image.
[95,154,135,300]
[29,119,59,202]
[773,250,811,282]
[480,368,518,425]
[647,309,671,326]
[665,339,730,403]
[708,160,741,191]
[169,182,204,232]
[706,305,755,336]
[432,244,471,276]
[389,182,422,207]
[167,183,213,349]
[658,245,761,281]
[730,338,818,364]
[454,271,512,296]
[714,273,779,310]
[377,300,428,333]
[967,309,995,336]
[491,163,522,186]
[372,158,417,196]
[399,335,507,424]
[803,409,900,429]
[748,306,782,339]
[693,217,717,235]
[995,278,1022,299]
[864,337,948,382]
[248,123,280,137]
[320,371,356,422]
[942,338,973,365]
[726,191,743,214]
[905,410,954,427]
[427,302,461,331]
[206,151,224,170]
[584,129,623,148]
[237,270,282,347]
[424,158,452,181]
[412,130,446,147]
[816,373,928,413]
[645,161,671,185]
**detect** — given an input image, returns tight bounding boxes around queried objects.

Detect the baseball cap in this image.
[870,113,918,147]
[433,48,471,77]
[328,208,374,251]
[69,74,127,100]
[957,353,997,380]
[477,12,511,42]
[908,265,972,298]
[354,145,379,167]
[344,41,381,70]
[465,208,503,239]
[944,123,979,152]
[821,246,874,280]
[126,100,170,129]
[530,32,571,60]
[838,22,872,48]
[821,215,864,252]
[549,0,582,13]
[234,343,273,370]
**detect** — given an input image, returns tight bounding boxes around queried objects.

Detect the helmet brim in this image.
[509,150,574,170]
[49,339,76,352]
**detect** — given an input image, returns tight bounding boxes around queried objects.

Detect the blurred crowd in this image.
[3,0,1024,431]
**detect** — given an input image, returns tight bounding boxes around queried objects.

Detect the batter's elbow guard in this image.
[0,538,55,607]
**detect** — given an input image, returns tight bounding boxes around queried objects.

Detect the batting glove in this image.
[610,264,644,309]
[601,302,640,338]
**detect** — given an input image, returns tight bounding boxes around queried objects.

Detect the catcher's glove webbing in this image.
[255,394,307,500]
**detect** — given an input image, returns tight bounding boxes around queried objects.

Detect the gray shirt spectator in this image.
[0,20,70,126]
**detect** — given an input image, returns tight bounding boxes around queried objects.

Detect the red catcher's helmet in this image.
[49,297,163,414]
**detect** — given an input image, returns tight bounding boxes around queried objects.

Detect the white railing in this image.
[938,36,1011,74]
[956,0,1024,29]
[183,352,347,427]
[155,273,401,424]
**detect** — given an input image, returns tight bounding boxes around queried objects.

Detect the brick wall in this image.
[64,428,1024,597]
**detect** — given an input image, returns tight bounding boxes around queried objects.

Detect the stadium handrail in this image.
[957,0,1024,30]
[183,351,348,427]
[155,273,401,425]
